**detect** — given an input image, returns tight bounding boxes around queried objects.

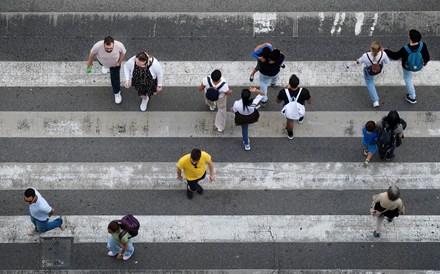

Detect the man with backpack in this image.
[277,74,312,139]
[385,29,430,104]
[376,110,406,161]
[107,215,139,261]
[197,70,232,132]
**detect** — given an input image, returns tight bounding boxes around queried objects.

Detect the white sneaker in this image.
[243,139,251,151]
[140,98,149,111]
[373,101,379,108]
[60,216,67,231]
[107,251,117,257]
[122,254,132,261]
[102,66,110,74]
[114,91,122,104]
[209,102,217,111]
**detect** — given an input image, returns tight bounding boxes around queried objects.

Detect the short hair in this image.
[108,221,120,233]
[387,185,401,201]
[365,121,376,132]
[289,74,300,88]
[211,70,222,81]
[136,52,148,62]
[104,36,114,46]
[261,47,271,59]
[269,49,280,61]
[409,29,422,43]
[24,188,36,198]
[190,148,202,161]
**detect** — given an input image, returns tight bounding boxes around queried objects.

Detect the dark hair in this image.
[104,36,114,46]
[211,70,222,81]
[261,47,271,59]
[383,110,400,131]
[387,185,401,201]
[190,148,202,161]
[136,52,148,62]
[108,221,120,233]
[269,49,280,61]
[409,29,422,43]
[24,188,36,198]
[289,74,300,88]
[365,121,376,132]
[241,89,252,111]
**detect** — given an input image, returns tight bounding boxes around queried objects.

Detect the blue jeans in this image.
[403,69,416,99]
[30,215,62,233]
[259,73,279,102]
[241,124,249,145]
[363,68,379,103]
[107,236,134,257]
[110,66,121,94]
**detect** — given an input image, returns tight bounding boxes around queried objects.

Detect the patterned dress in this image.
[132,59,156,97]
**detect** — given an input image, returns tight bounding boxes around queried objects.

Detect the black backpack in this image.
[377,119,407,153]
[205,77,225,101]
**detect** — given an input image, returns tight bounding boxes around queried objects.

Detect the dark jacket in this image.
[384,42,430,70]
[256,53,285,76]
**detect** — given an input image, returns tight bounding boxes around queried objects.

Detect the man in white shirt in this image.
[86,36,126,104]
[197,70,232,132]
[24,188,67,235]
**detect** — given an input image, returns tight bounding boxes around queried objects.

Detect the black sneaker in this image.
[187,189,193,199]
[270,82,276,86]
[405,94,417,104]
[259,100,267,107]
[287,131,294,140]
[373,230,380,238]
[197,186,204,195]
[298,116,304,124]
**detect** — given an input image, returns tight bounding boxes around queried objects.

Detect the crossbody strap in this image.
[285,88,302,102]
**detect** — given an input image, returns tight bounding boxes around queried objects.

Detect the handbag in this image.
[235,109,260,125]
[370,202,388,217]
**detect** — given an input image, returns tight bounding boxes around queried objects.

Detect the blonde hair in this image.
[370,41,381,58]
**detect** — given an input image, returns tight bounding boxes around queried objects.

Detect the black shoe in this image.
[259,100,267,107]
[187,189,193,199]
[298,116,304,124]
[385,217,393,223]
[197,186,204,195]
[287,131,294,140]
[373,230,380,238]
[270,82,276,86]
[405,94,417,104]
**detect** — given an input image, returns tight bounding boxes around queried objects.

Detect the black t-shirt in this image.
[277,87,311,106]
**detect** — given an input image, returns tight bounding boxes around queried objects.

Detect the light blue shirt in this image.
[29,188,52,221]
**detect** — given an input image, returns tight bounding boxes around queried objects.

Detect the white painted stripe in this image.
[1,61,439,87]
[0,111,438,138]
[253,13,277,34]
[3,215,439,243]
[2,162,440,190]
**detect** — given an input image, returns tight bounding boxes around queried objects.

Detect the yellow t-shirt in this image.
[177,151,212,181]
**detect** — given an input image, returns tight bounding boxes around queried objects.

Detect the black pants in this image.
[187,172,206,192]
[109,66,121,94]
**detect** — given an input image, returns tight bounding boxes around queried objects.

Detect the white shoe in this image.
[114,91,122,104]
[122,254,132,261]
[60,216,67,231]
[373,101,379,108]
[140,98,149,111]
[102,66,110,74]
[107,251,117,257]
[243,139,251,151]
[209,102,217,111]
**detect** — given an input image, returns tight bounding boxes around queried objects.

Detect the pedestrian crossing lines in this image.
[1,2,440,272]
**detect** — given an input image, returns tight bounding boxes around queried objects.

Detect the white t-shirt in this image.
[358,51,391,67]
[29,188,52,221]
[232,94,263,115]
[90,40,127,68]
[201,76,229,99]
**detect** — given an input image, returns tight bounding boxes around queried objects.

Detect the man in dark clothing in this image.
[250,49,285,105]
[385,29,430,104]
[277,74,312,139]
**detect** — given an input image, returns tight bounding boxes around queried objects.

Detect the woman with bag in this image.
[370,185,405,238]
[356,41,391,108]
[231,87,264,151]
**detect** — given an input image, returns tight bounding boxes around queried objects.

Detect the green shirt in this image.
[111,229,131,244]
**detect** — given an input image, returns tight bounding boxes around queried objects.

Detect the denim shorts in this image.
[362,141,377,154]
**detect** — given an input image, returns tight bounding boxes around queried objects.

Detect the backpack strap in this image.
[404,42,423,54]
[284,89,292,102]
[416,42,423,52]
[285,88,303,103]
[367,52,383,64]
[295,88,303,102]
[207,77,213,88]
[216,82,226,91]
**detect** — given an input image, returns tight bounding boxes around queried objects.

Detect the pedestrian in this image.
[197,69,232,132]
[231,87,264,150]
[276,74,312,139]
[86,36,126,104]
[356,41,391,108]
[370,186,405,238]
[376,110,406,161]
[107,220,135,261]
[249,49,285,105]
[124,51,164,111]
[24,188,67,235]
[251,42,273,61]
[362,121,379,168]
[384,29,430,104]
[176,148,215,200]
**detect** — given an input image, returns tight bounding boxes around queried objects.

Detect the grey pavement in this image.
[3,189,440,216]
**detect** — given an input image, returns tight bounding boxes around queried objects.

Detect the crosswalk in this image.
[1,1,440,272]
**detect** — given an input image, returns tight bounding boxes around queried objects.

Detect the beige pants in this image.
[215,96,227,131]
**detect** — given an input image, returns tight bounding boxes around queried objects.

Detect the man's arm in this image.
[207,161,215,182]
[116,52,125,67]
[197,83,205,92]
[86,53,95,67]
[176,166,183,182]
